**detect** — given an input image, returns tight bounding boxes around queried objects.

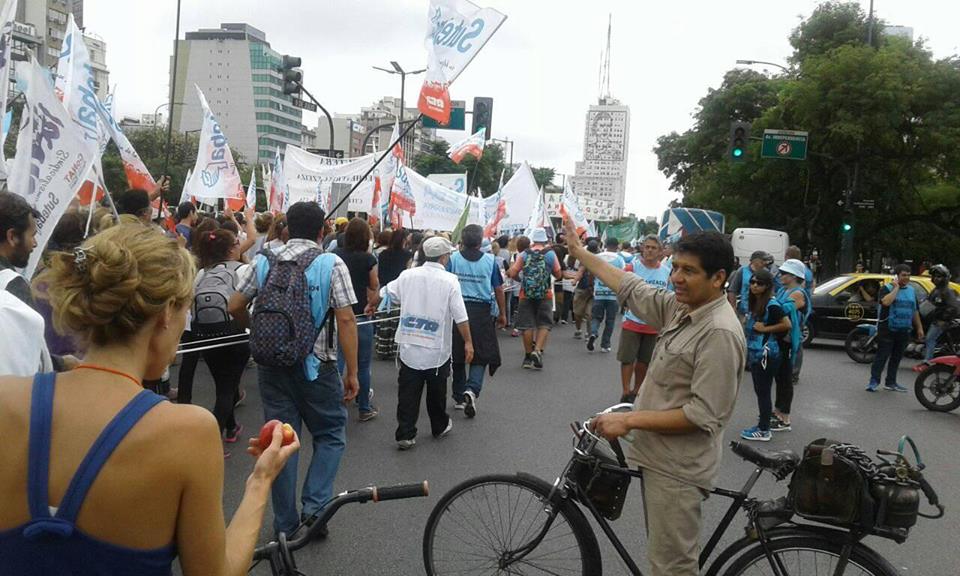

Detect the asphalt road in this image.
[173,320,959,576]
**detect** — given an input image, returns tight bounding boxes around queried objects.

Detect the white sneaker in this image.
[453,401,465,410]
[397,439,416,450]
[573,330,583,339]
[464,391,477,418]
[600,347,611,353]
[436,418,453,439]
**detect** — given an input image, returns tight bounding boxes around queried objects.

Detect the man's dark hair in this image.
[495,235,509,249]
[388,228,407,251]
[176,202,196,221]
[605,237,620,249]
[49,212,85,251]
[674,231,734,279]
[0,191,40,239]
[461,224,483,249]
[516,235,531,253]
[116,189,151,216]
[893,263,912,275]
[286,201,326,241]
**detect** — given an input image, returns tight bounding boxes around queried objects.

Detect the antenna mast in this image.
[601,13,612,102]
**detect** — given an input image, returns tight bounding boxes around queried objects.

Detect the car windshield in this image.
[814,276,852,295]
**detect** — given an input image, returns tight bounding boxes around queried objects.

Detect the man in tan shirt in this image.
[564,218,745,576]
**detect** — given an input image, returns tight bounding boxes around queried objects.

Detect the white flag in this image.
[447,127,486,163]
[269,146,285,213]
[179,169,193,206]
[0,0,17,179]
[418,0,506,124]
[559,180,589,236]
[246,168,257,208]
[184,85,243,202]
[524,186,547,238]
[8,57,97,278]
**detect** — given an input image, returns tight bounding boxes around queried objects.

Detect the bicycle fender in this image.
[702,525,856,576]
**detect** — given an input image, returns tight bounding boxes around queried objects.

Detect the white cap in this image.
[422,236,457,257]
[779,258,807,280]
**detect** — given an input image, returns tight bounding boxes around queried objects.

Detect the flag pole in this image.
[328,113,422,215]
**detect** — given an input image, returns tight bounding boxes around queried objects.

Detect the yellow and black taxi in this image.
[806,273,960,344]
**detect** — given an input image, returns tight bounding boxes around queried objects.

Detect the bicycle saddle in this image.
[730,442,800,480]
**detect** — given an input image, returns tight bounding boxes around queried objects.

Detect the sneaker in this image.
[464,391,477,418]
[234,388,246,409]
[865,380,880,392]
[573,330,583,340]
[560,319,568,325]
[740,426,772,442]
[884,383,908,393]
[397,439,416,450]
[224,424,243,443]
[587,335,596,352]
[522,354,534,369]
[511,329,520,337]
[453,400,466,410]
[769,417,792,432]
[600,347,611,353]
[531,350,544,370]
[359,408,379,422]
[619,393,637,404]
[436,418,453,439]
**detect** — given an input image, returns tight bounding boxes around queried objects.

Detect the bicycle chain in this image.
[834,444,915,486]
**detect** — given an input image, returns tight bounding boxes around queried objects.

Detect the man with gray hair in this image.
[384,236,474,450]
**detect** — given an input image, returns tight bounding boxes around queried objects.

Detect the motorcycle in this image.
[914,353,960,412]
[845,318,960,364]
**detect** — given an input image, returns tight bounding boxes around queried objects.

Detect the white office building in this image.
[572,97,630,220]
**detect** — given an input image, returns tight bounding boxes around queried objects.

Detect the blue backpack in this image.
[746,299,782,369]
[521,249,551,300]
[250,248,330,368]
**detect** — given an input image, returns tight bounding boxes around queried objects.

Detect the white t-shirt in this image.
[0,271,53,377]
[385,262,469,370]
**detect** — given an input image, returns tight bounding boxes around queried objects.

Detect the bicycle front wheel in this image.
[423,473,602,576]
[722,535,898,576]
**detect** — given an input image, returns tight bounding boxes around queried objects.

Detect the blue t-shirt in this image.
[594,252,625,300]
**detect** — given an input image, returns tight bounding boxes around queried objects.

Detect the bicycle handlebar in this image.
[252,481,429,563]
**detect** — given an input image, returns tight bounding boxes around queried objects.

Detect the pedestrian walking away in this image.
[866,264,924,393]
[507,229,562,369]
[565,217,745,576]
[618,234,671,403]
[589,237,626,353]
[447,225,505,418]
[571,238,599,340]
[383,236,474,450]
[229,201,360,538]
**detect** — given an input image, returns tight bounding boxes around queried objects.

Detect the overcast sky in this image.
[87,0,957,218]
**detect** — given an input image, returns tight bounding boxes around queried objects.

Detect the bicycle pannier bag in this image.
[787,438,875,527]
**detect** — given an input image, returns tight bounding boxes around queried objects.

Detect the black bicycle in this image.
[251,481,429,575]
[422,404,943,576]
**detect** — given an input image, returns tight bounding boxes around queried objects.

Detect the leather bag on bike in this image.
[787,438,876,528]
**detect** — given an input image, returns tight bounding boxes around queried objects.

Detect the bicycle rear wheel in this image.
[722,535,898,576]
[423,473,602,576]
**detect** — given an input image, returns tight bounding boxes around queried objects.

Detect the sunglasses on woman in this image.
[749,279,769,287]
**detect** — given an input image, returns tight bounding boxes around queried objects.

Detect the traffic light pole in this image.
[294,81,335,159]
[329,114,423,216]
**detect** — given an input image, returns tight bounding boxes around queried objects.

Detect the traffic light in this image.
[842,222,853,232]
[280,55,302,96]
[728,121,750,162]
[471,97,493,138]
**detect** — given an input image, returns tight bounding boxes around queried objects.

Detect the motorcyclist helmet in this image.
[929,264,950,286]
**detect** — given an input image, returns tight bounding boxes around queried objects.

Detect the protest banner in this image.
[268,147,284,213]
[0,0,17,179]
[482,170,507,239]
[183,86,244,207]
[559,180,590,236]
[418,0,506,124]
[246,169,257,208]
[427,172,468,194]
[282,145,376,213]
[371,121,403,227]
[8,57,96,277]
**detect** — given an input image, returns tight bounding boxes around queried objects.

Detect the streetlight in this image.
[154,101,184,129]
[490,137,514,169]
[736,59,791,74]
[372,61,426,126]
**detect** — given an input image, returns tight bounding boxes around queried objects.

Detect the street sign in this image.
[306,148,344,159]
[853,200,875,209]
[761,129,809,160]
[291,97,318,112]
[422,100,466,130]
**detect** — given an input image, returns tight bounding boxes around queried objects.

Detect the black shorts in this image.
[516,298,553,330]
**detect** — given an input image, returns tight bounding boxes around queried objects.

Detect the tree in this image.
[410,139,510,197]
[654,2,960,273]
[532,166,555,190]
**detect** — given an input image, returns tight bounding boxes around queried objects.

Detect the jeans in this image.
[870,330,911,386]
[774,345,794,415]
[452,363,486,402]
[925,323,944,362]
[396,360,450,441]
[751,356,780,431]
[338,321,374,412]
[201,342,250,433]
[591,299,620,348]
[258,362,347,535]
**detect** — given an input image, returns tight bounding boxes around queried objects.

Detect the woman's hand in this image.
[247,423,300,483]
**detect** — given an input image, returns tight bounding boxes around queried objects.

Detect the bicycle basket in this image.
[787,438,875,528]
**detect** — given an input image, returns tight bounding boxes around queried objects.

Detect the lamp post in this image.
[153,101,184,129]
[490,137,514,169]
[736,59,791,74]
[372,60,426,153]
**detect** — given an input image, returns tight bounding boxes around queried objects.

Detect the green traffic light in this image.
[842,223,852,232]
[732,148,743,158]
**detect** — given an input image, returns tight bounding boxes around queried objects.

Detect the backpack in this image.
[746,299,782,369]
[521,249,550,300]
[250,248,327,368]
[192,261,243,336]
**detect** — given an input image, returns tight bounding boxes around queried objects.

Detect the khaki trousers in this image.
[641,469,706,576]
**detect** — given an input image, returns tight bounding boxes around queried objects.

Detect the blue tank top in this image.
[449,251,496,304]
[0,373,177,576]
[624,261,672,327]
